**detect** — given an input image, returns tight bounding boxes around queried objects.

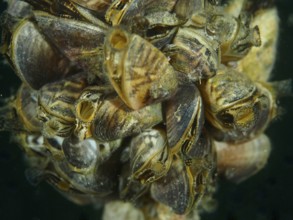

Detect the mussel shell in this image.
[104,27,178,110]
[200,67,273,142]
[38,75,87,122]
[24,0,82,19]
[8,19,72,89]
[236,7,279,81]
[0,0,33,39]
[34,11,107,50]
[0,95,26,133]
[105,0,178,26]
[182,129,214,160]
[148,27,178,49]
[215,134,271,183]
[223,0,245,17]
[168,26,219,82]
[74,86,108,140]
[184,157,215,212]
[25,166,105,205]
[16,84,41,132]
[62,134,122,171]
[151,155,193,215]
[5,1,34,17]
[184,131,216,196]
[200,67,255,109]
[130,129,172,184]
[72,2,110,28]
[74,85,114,124]
[165,83,204,154]
[104,0,184,49]
[206,13,261,62]
[34,11,108,81]
[52,150,121,196]
[119,161,149,202]
[92,96,163,141]
[38,74,88,138]
[151,131,216,215]
[62,136,100,171]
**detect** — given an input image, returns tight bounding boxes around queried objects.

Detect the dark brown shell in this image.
[129,128,172,184]
[151,131,216,215]
[7,19,72,89]
[92,96,163,141]
[166,26,219,82]
[34,11,108,81]
[150,155,193,215]
[165,83,204,154]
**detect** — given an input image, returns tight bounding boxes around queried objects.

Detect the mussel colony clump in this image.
[0,0,291,219]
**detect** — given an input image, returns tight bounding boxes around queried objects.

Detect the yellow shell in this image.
[104,27,178,110]
[199,66,275,142]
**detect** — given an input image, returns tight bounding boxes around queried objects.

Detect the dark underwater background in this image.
[0,1,292,220]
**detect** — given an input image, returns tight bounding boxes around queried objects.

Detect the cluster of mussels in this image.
[0,0,289,219]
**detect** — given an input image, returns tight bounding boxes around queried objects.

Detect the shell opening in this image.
[76,100,96,122]
[43,120,62,137]
[109,29,128,50]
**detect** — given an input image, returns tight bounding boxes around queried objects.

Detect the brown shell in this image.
[105,0,178,26]
[215,134,271,183]
[37,74,88,138]
[129,128,172,184]
[92,96,163,141]
[199,66,274,142]
[151,155,192,214]
[34,11,108,81]
[7,19,71,89]
[62,134,122,172]
[104,27,178,110]
[205,12,261,62]
[165,84,204,154]
[167,26,219,82]
[150,150,216,215]
[50,144,123,198]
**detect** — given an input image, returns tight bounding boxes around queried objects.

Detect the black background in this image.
[0,1,292,220]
